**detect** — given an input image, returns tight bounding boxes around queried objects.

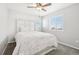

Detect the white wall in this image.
[7,9,40,43]
[0,4,8,34]
[0,4,8,54]
[43,4,79,48]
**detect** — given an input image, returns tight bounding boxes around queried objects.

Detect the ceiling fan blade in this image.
[27,6,37,8]
[41,8,47,11]
[42,3,52,7]
[36,3,42,6]
[27,6,34,8]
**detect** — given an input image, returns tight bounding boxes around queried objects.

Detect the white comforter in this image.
[13,31,58,55]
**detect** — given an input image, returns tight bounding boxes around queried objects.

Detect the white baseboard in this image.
[58,41,79,50]
[2,43,8,55]
[2,39,8,55]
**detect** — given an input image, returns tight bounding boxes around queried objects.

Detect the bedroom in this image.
[0,3,79,55]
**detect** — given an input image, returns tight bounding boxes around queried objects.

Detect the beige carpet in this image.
[3,42,79,55]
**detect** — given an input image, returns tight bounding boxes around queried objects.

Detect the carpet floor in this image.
[46,44,79,55]
[3,42,16,55]
[3,42,79,55]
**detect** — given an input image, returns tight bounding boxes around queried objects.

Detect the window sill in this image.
[49,29,64,31]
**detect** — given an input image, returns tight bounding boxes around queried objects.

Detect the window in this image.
[34,19,42,31]
[50,16,64,30]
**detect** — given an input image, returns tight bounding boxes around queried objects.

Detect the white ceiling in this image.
[7,3,74,16]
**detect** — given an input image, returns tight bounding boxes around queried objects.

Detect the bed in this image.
[12,19,58,55]
[13,31,58,55]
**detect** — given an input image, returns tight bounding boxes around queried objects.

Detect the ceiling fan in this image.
[27,3,52,11]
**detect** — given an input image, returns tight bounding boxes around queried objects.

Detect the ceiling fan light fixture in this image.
[27,3,52,12]
[36,7,41,10]
[36,6,43,10]
[32,3,37,7]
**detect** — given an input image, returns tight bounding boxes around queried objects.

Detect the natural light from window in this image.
[50,16,64,30]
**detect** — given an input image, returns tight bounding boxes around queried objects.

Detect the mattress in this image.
[13,31,58,55]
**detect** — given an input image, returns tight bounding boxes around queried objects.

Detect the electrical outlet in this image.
[75,40,79,43]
